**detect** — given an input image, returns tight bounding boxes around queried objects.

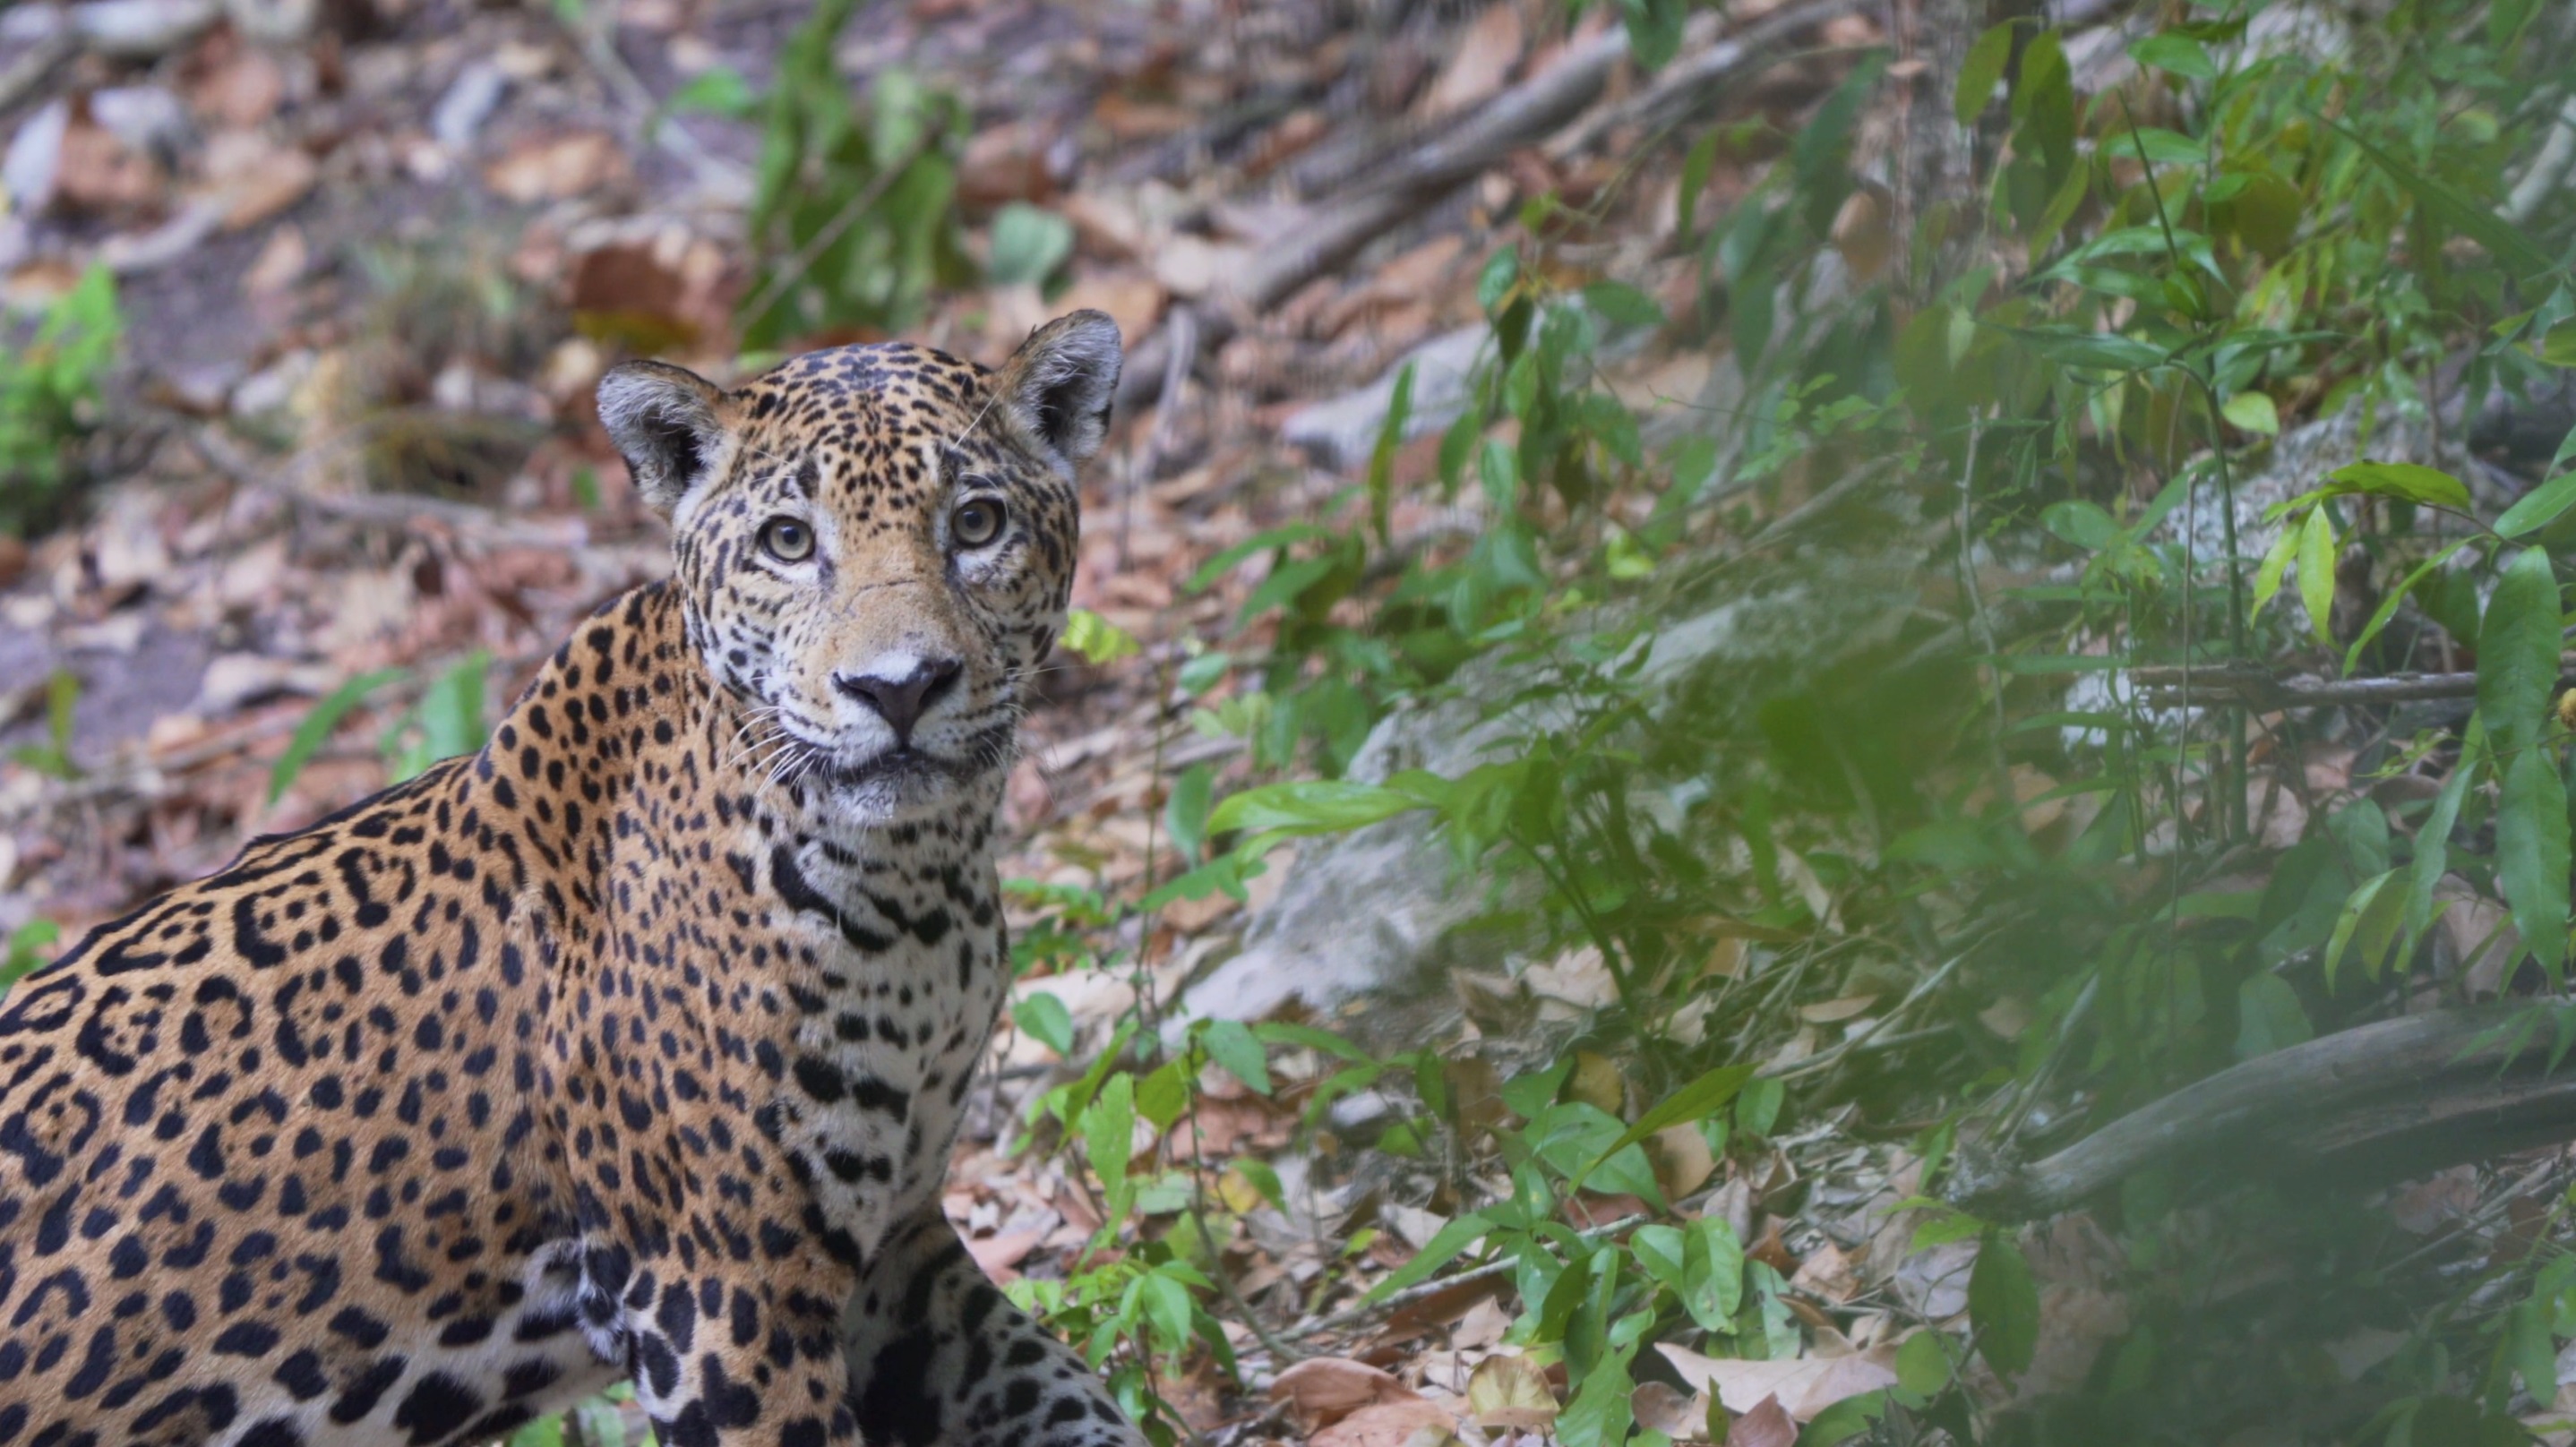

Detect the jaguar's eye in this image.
[760,517,814,562]
[952,497,1007,549]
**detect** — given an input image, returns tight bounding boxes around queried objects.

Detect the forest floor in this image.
[6,0,2573,1443]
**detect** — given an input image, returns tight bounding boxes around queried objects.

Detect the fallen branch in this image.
[2130,659,2576,710]
[1117,0,1870,413]
[1945,1005,2576,1222]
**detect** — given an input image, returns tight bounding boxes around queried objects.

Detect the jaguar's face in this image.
[598,312,1121,824]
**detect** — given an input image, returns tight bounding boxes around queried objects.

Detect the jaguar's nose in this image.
[832,655,962,747]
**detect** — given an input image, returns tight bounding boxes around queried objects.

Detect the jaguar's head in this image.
[597,311,1121,824]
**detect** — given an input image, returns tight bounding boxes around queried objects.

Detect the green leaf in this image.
[1991,325,2167,372]
[1200,1019,1272,1095]
[2040,500,2120,551]
[1136,1059,1190,1133]
[2235,972,2315,1059]
[1164,761,1215,865]
[1616,0,1686,68]
[1954,21,2014,127]
[1970,1229,2040,1378]
[1554,1332,1637,1447]
[2498,470,2576,537]
[1368,362,1416,547]
[1013,991,1076,1057]
[1360,1213,1489,1304]
[1203,780,1429,838]
[507,1411,566,1447]
[654,65,755,139]
[1085,1073,1137,1215]
[1735,1075,1784,1136]
[2344,537,2476,674]
[0,920,61,997]
[2129,31,2217,80]
[1582,280,1665,330]
[2251,521,2299,620]
[271,669,406,804]
[2322,461,2473,511]
[1575,1064,1756,1191]
[1895,1331,1955,1396]
[986,202,1074,288]
[2406,718,2482,943]
[1060,608,1141,665]
[2499,746,2572,976]
[2323,869,2411,989]
[2478,547,2564,757]
[2536,318,2576,367]
[1136,1270,1193,1355]
[2221,390,2280,435]
[2296,505,2336,647]
[2324,116,2556,281]
[405,652,488,781]
[1478,247,1520,316]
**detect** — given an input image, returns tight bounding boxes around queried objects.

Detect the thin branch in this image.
[2130,660,2576,711]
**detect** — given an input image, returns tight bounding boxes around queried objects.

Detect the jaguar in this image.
[0,310,1146,1447]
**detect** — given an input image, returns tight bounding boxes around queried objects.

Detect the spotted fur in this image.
[0,313,1140,1447]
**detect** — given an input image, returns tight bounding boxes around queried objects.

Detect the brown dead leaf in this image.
[1631,1382,1709,1438]
[1271,1357,1420,1431]
[965,1228,1044,1278]
[1726,1395,1799,1447]
[1092,93,1194,141]
[242,224,307,297]
[1466,1353,1557,1431]
[2387,1166,2478,1235]
[1647,1123,1716,1200]
[1977,995,2032,1040]
[203,131,317,228]
[1657,1344,1901,1421]
[1417,2,1524,118]
[1310,1399,1455,1447]
[1788,1240,1858,1304]
[1244,107,1327,178]
[1054,273,1165,352]
[53,103,167,218]
[1565,1048,1625,1116]
[1829,184,1893,283]
[957,122,1055,211]
[1796,995,1878,1024]
[189,44,286,127]
[565,228,736,352]
[484,131,627,203]
[1527,948,1619,1013]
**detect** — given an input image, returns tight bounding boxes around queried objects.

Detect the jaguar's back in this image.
[0,312,1143,1447]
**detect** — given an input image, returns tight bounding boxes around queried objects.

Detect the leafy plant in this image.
[0,265,121,536]
[737,0,974,348]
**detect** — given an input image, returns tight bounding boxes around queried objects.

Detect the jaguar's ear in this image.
[990,310,1123,470]
[597,360,734,517]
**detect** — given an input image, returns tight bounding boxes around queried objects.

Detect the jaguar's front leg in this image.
[616,1240,865,1447]
[840,1208,1147,1447]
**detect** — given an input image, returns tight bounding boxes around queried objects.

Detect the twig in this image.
[1769,949,1968,1083]
[557,15,748,201]
[1118,0,1873,414]
[0,30,76,115]
[1743,457,1900,549]
[2130,660,2576,711]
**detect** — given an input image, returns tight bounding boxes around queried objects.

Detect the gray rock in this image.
[1174,562,1928,1027]
[432,62,511,150]
[1277,324,1487,472]
[68,0,219,57]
